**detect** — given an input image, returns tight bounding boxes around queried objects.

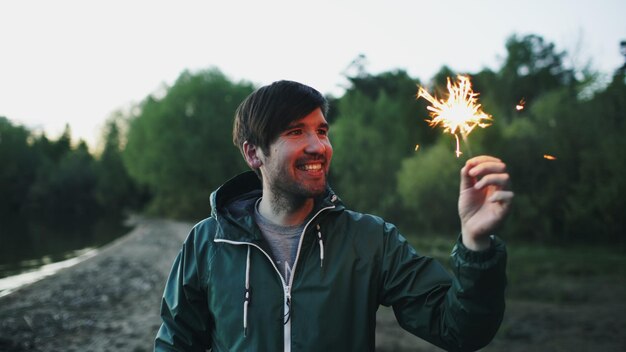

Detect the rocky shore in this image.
[0,218,191,352]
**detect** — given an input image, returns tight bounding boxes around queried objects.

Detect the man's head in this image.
[233,81,328,160]
[233,80,332,203]
[233,80,329,174]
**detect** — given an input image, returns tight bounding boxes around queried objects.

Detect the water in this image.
[0,212,131,296]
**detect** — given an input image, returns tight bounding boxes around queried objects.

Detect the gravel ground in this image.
[0,218,190,352]
[1,218,624,351]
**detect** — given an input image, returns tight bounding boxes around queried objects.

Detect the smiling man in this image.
[155,80,514,352]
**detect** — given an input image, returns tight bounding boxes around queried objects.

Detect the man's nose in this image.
[304,133,326,154]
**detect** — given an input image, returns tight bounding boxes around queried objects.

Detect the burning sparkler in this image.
[417,75,492,157]
[516,98,526,111]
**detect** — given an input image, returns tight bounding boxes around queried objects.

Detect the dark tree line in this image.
[2,34,624,245]
[0,117,142,223]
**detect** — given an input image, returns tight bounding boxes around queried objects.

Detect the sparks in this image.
[543,154,557,160]
[417,75,492,157]
[516,98,526,111]
[414,144,420,151]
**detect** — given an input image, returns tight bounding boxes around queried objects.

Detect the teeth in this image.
[302,164,322,171]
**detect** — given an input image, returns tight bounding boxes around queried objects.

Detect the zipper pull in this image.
[316,224,324,268]
[284,286,291,325]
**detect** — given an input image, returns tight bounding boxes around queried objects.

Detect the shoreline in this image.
[0,248,100,299]
[0,217,192,352]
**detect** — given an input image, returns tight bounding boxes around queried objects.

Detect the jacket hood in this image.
[209,171,344,242]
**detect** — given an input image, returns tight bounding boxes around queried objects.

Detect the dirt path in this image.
[1,218,624,351]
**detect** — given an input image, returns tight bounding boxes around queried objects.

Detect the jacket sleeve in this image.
[379,222,506,352]
[155,226,213,351]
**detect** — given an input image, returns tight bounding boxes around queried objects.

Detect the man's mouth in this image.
[297,163,323,171]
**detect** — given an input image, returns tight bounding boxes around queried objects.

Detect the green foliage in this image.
[123,68,253,219]
[331,35,626,245]
[329,70,432,222]
[562,77,626,242]
[27,142,99,219]
[0,116,145,225]
[94,115,144,211]
[0,117,40,214]
[493,34,577,117]
[396,140,460,235]
[491,91,574,241]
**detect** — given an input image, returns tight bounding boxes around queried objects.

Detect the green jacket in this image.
[155,172,507,352]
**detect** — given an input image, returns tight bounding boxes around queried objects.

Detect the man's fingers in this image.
[468,161,507,178]
[466,155,502,165]
[474,173,510,190]
[487,190,515,203]
[460,155,507,191]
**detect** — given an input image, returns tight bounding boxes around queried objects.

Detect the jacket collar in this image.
[210,171,344,242]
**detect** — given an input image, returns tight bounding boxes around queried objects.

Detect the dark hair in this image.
[233,80,328,160]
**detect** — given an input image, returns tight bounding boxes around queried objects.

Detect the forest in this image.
[2,33,625,246]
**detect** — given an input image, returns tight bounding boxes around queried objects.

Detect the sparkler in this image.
[417,75,492,157]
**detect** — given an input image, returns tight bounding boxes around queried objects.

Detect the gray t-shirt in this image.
[254,200,305,283]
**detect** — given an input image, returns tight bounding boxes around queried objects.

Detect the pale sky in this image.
[1,0,624,149]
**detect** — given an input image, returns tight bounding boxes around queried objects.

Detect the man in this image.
[155,80,513,351]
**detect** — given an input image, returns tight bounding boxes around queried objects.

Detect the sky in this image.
[1,0,624,150]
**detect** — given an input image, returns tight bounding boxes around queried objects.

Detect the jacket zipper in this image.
[213,204,335,352]
[283,205,335,352]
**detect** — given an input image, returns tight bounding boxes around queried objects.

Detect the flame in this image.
[543,154,557,160]
[516,98,526,111]
[417,75,492,157]
[414,144,420,151]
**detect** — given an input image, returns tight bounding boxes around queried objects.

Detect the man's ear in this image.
[243,141,263,169]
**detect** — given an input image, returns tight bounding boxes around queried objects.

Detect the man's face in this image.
[258,108,333,200]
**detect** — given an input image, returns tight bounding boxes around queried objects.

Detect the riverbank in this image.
[1,218,624,351]
[0,217,191,352]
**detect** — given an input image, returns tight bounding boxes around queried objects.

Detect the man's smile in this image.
[297,163,323,171]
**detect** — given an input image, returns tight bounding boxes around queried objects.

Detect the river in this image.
[0,212,131,296]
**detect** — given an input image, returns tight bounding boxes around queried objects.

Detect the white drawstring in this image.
[316,224,324,268]
[243,246,251,337]
[243,224,324,336]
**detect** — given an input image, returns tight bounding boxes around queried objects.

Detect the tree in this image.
[488,34,577,121]
[123,68,254,219]
[562,76,626,243]
[94,114,143,212]
[396,140,460,235]
[27,140,99,220]
[0,117,39,214]
[330,70,432,222]
[50,124,73,162]
[487,56,626,243]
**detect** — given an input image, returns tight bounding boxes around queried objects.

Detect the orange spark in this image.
[516,98,526,111]
[414,144,420,151]
[417,75,492,157]
[543,154,557,160]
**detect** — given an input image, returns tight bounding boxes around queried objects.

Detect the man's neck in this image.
[257,194,314,227]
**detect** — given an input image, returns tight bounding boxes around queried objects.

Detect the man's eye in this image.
[318,129,328,136]
[287,130,302,136]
